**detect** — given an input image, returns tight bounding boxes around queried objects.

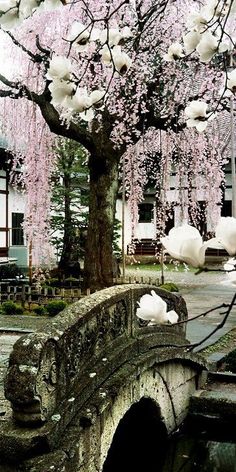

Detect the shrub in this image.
[1,301,23,315]
[15,305,24,315]
[0,263,24,280]
[34,305,47,316]
[159,283,179,292]
[45,300,67,316]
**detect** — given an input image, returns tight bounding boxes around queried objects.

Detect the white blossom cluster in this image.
[46,24,132,121]
[0,0,65,30]
[165,0,235,63]
[46,55,106,121]
[164,0,236,133]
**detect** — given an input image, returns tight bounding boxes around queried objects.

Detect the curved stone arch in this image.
[64,351,206,472]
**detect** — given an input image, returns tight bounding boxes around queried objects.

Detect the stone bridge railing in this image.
[2,284,200,461]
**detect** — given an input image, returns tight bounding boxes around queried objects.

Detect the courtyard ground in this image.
[125,265,236,357]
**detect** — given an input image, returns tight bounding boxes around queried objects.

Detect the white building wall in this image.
[115,199,132,253]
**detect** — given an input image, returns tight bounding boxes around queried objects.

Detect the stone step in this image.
[188,380,236,431]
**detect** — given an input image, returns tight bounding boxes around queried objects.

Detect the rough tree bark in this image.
[83,149,121,291]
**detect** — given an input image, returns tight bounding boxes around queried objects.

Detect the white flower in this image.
[79,108,95,122]
[121,26,132,39]
[46,55,71,81]
[164,42,184,61]
[67,22,90,51]
[186,11,208,32]
[66,86,91,113]
[90,89,105,108]
[215,217,236,255]
[224,258,236,283]
[196,31,228,63]
[19,0,38,17]
[38,0,64,11]
[49,79,75,106]
[99,25,132,47]
[227,69,236,94]
[161,224,213,267]
[101,45,132,73]
[183,31,201,54]
[67,22,100,53]
[136,290,179,325]
[185,100,212,132]
[112,46,132,73]
[100,27,122,47]
[100,44,112,64]
[201,0,228,20]
[0,0,21,30]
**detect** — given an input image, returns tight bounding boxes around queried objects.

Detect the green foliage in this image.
[50,138,89,262]
[46,300,67,316]
[159,283,179,292]
[34,305,47,315]
[0,264,24,280]
[222,349,236,373]
[1,301,23,315]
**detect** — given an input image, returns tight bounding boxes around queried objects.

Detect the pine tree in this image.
[50,138,89,277]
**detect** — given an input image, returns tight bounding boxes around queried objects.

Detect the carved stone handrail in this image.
[4,284,188,427]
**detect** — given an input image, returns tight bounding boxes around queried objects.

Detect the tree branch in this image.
[5,30,44,63]
[0,72,94,153]
[34,92,95,153]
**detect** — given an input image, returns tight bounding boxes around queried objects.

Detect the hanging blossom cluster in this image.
[0,96,56,267]
[164,0,236,132]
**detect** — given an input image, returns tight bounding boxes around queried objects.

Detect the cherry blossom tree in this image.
[0,0,235,290]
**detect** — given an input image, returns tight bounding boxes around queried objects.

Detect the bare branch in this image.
[5,30,44,63]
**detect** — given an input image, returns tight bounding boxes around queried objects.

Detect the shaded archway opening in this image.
[102,397,168,472]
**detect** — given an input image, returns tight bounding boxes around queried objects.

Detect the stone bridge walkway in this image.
[0,275,236,426]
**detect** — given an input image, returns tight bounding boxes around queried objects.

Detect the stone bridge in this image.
[0,284,207,472]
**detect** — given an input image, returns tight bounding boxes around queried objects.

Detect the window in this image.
[12,213,24,245]
[138,203,153,223]
[221,201,232,217]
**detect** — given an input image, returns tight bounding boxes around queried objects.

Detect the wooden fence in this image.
[0,276,160,308]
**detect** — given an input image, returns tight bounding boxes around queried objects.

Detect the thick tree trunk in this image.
[83,152,120,291]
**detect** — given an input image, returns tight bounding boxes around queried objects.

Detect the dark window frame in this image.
[12,212,24,246]
[138,203,154,223]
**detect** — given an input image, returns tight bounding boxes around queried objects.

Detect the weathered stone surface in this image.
[4,285,188,426]
[0,284,207,470]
